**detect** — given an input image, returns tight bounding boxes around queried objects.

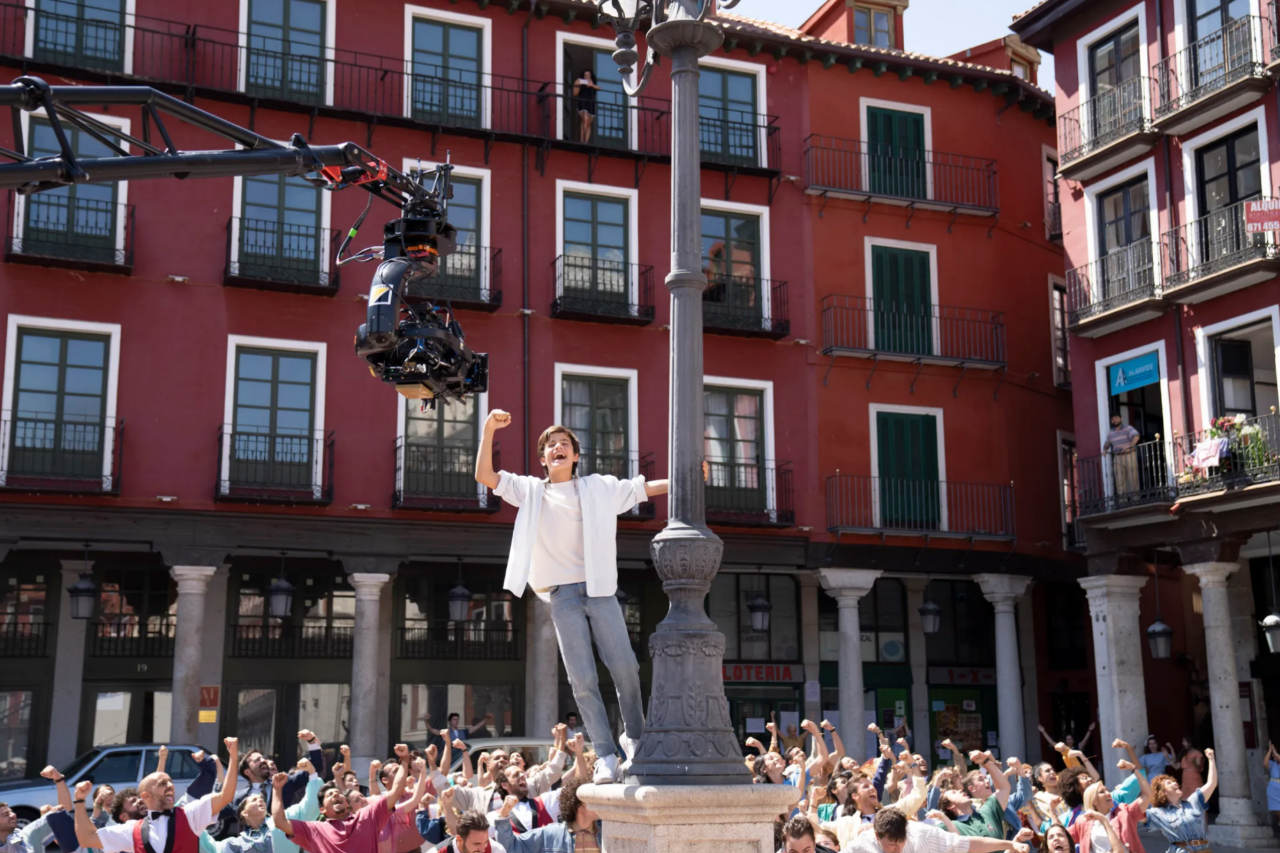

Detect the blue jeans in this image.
[548,582,644,758]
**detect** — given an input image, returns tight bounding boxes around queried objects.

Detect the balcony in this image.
[1064,238,1164,337]
[5,192,134,274]
[706,460,794,527]
[577,452,656,520]
[1160,198,1280,303]
[224,217,340,295]
[550,256,655,326]
[229,623,354,658]
[1152,15,1273,136]
[397,623,520,660]
[1175,411,1280,501]
[825,474,1016,540]
[216,426,334,505]
[403,246,502,313]
[0,414,123,495]
[1057,77,1159,181]
[1074,438,1176,522]
[804,135,999,215]
[703,275,790,339]
[89,616,175,657]
[699,107,781,174]
[819,295,1006,369]
[394,441,499,513]
[0,621,50,657]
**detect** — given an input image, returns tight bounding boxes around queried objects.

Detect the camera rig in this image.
[0,75,487,406]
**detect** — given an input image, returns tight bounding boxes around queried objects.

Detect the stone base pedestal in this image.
[580,784,800,853]
[1208,797,1280,848]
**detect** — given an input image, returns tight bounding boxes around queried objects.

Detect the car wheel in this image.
[13,807,41,830]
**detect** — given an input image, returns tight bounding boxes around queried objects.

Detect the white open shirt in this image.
[96,795,216,853]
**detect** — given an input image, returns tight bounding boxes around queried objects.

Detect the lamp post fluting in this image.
[597,0,748,784]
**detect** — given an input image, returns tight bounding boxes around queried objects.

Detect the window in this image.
[237,688,277,759]
[563,44,629,147]
[1046,158,1062,239]
[562,193,629,308]
[704,386,764,514]
[708,574,799,661]
[33,0,125,71]
[1012,59,1030,80]
[1088,22,1140,100]
[561,375,628,477]
[875,410,940,530]
[923,579,995,667]
[90,569,176,656]
[296,684,350,753]
[23,119,120,264]
[231,348,317,489]
[870,244,932,355]
[239,175,322,283]
[437,176,482,294]
[702,208,761,327]
[1,574,48,656]
[1210,321,1277,418]
[853,6,891,48]
[1059,435,1081,550]
[0,690,34,779]
[410,17,483,126]
[1096,177,1153,297]
[87,749,142,785]
[866,107,926,200]
[399,683,514,745]
[403,395,480,500]
[8,330,108,479]
[401,577,515,659]
[232,570,354,657]
[1197,126,1261,215]
[1046,582,1088,670]
[1052,283,1071,387]
[699,67,758,166]
[1190,0,1251,89]
[857,578,907,663]
[246,0,325,104]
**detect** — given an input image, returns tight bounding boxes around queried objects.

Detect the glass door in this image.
[698,67,757,166]
[562,193,629,312]
[1195,125,1261,266]
[33,0,126,71]
[26,120,118,264]
[232,348,316,489]
[246,0,326,104]
[9,330,107,479]
[240,174,322,282]
[1190,0,1251,92]
[410,18,482,127]
[1088,23,1140,141]
[701,209,761,329]
[403,395,479,499]
[704,387,765,514]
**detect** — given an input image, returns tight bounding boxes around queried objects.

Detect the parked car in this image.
[446,738,589,779]
[0,744,203,829]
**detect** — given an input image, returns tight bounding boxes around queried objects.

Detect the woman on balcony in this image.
[572,70,599,144]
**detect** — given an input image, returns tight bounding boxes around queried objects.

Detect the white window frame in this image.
[221,334,328,498]
[13,110,131,258]
[1092,340,1173,498]
[401,5,493,126]
[555,179,641,310]
[863,235,939,355]
[703,375,778,519]
[0,315,122,490]
[699,53,770,169]
[238,0,338,106]
[1081,156,1160,282]
[23,0,138,73]
[858,97,934,200]
[394,388,490,505]
[1074,3,1150,123]
[1179,105,1271,226]
[553,362,640,478]
[1048,273,1070,386]
[1193,304,1280,427]
[868,402,948,531]
[1171,0,1263,57]
[555,30,638,148]
[701,196,773,324]
[403,158,492,298]
[229,167,334,285]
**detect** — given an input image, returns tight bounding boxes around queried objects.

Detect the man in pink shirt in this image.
[272,760,408,853]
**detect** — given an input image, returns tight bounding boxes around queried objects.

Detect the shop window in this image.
[297,683,350,750]
[400,577,516,659]
[1046,583,1089,670]
[0,690,34,779]
[90,569,176,657]
[231,570,354,658]
[708,574,799,662]
[923,579,995,667]
[857,578,907,663]
[399,683,513,746]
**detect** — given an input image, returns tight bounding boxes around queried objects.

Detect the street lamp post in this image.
[596,0,748,785]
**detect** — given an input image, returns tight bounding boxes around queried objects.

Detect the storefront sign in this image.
[200,685,221,708]
[1244,199,1280,233]
[198,710,217,724]
[928,667,997,686]
[1108,351,1160,396]
[723,663,804,683]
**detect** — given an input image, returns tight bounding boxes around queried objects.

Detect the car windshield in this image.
[61,749,102,779]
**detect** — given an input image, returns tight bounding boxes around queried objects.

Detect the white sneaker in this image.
[618,733,638,775]
[593,754,619,784]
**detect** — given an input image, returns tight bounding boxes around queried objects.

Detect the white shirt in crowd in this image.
[528,480,587,592]
[848,821,972,853]
[486,790,561,833]
[96,793,217,853]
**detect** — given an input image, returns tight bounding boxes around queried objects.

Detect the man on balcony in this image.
[1103,414,1141,500]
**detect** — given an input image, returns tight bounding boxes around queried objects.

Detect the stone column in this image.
[196,567,229,749]
[900,576,933,766]
[525,595,560,737]
[818,568,882,763]
[1016,588,1041,760]
[1228,564,1270,819]
[170,566,219,744]
[1183,562,1276,847]
[374,578,393,759]
[48,560,92,767]
[1078,575,1149,774]
[975,574,1033,761]
[348,573,390,773]
[798,573,822,725]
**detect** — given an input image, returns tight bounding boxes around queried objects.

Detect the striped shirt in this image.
[1105,424,1140,453]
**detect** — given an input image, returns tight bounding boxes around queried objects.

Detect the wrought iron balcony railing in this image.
[89,616,176,657]
[804,135,999,213]
[1152,15,1272,120]
[1058,76,1152,167]
[699,106,781,171]
[401,245,502,311]
[703,275,789,339]
[0,414,123,494]
[1174,411,1280,496]
[576,451,656,519]
[230,623,354,658]
[0,620,50,657]
[216,426,334,505]
[706,460,793,527]
[1064,238,1159,326]
[819,295,1006,366]
[394,441,499,512]
[225,217,340,294]
[6,192,134,272]
[1161,197,1279,292]
[551,255,655,325]
[825,474,1015,539]
[397,623,520,660]
[1075,438,1176,516]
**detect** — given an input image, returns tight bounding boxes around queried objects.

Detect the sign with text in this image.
[1245,199,1280,233]
[200,686,221,709]
[723,663,804,683]
[1109,351,1160,396]
[928,667,997,686]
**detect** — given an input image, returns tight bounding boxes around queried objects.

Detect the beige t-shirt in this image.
[528,479,587,592]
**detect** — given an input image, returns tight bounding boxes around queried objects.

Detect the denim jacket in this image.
[494,817,599,853]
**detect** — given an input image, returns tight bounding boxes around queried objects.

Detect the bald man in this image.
[74,738,240,853]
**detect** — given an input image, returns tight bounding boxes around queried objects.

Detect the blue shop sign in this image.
[1109,351,1160,396]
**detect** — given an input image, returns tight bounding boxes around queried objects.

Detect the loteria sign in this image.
[1244,199,1280,233]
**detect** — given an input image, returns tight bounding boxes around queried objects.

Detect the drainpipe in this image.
[522,1,535,474]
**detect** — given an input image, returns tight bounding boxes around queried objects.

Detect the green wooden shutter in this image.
[871,245,932,356]
[876,411,940,530]
[867,107,926,199]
